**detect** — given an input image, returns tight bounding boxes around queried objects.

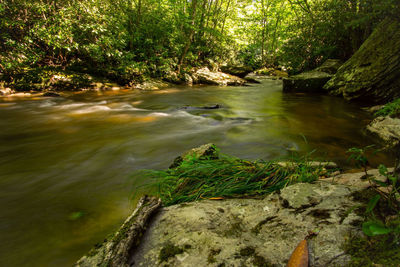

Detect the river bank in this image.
[76,144,399,266]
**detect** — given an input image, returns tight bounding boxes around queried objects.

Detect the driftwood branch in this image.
[75,195,162,267]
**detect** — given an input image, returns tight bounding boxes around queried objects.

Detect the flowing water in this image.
[0,79,393,266]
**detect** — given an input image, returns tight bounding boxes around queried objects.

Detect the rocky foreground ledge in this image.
[76,154,393,267]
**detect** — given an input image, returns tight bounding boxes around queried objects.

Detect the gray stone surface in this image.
[131,182,363,267]
[366,116,400,148]
[192,67,246,86]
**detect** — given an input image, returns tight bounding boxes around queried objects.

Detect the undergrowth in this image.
[142,151,331,206]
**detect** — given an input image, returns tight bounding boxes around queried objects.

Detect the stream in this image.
[0,78,393,266]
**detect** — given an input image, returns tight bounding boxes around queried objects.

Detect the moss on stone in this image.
[239,246,255,257]
[252,254,274,267]
[159,243,185,263]
[224,221,243,237]
[207,248,221,263]
[343,234,400,266]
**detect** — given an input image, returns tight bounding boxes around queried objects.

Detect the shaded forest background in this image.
[0,0,399,86]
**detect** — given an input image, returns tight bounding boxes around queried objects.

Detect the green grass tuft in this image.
[141,152,330,206]
[375,98,400,118]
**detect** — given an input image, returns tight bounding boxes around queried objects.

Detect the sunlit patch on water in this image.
[0,102,16,107]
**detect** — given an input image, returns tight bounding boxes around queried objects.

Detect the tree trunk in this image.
[178,0,198,73]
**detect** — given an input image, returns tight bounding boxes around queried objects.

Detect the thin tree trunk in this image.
[220,0,231,34]
[178,0,198,73]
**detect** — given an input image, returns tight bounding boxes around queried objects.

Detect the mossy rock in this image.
[283,71,332,93]
[324,18,400,103]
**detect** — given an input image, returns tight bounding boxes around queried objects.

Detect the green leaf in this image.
[378,164,388,176]
[362,221,392,236]
[365,194,380,214]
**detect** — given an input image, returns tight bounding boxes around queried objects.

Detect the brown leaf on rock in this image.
[287,239,308,267]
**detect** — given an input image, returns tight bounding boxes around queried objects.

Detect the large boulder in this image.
[314,59,343,74]
[131,181,364,266]
[220,65,253,78]
[282,71,333,93]
[324,18,400,103]
[192,67,246,86]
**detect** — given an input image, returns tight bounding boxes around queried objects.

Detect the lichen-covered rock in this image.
[192,67,246,86]
[131,182,364,267]
[283,71,332,93]
[366,116,400,148]
[324,18,400,103]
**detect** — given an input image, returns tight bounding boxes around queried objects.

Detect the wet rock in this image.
[131,182,363,267]
[243,76,261,84]
[192,67,246,86]
[220,65,253,78]
[283,71,332,93]
[180,104,222,110]
[169,143,218,169]
[0,87,13,96]
[43,91,61,97]
[324,18,400,103]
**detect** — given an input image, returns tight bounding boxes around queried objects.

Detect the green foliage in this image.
[362,221,392,236]
[375,98,400,118]
[347,147,400,240]
[1,0,398,88]
[142,151,328,206]
[346,145,376,177]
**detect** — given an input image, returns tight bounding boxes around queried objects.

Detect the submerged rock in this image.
[131,181,363,266]
[324,18,400,103]
[192,67,246,86]
[180,104,222,110]
[282,71,332,93]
